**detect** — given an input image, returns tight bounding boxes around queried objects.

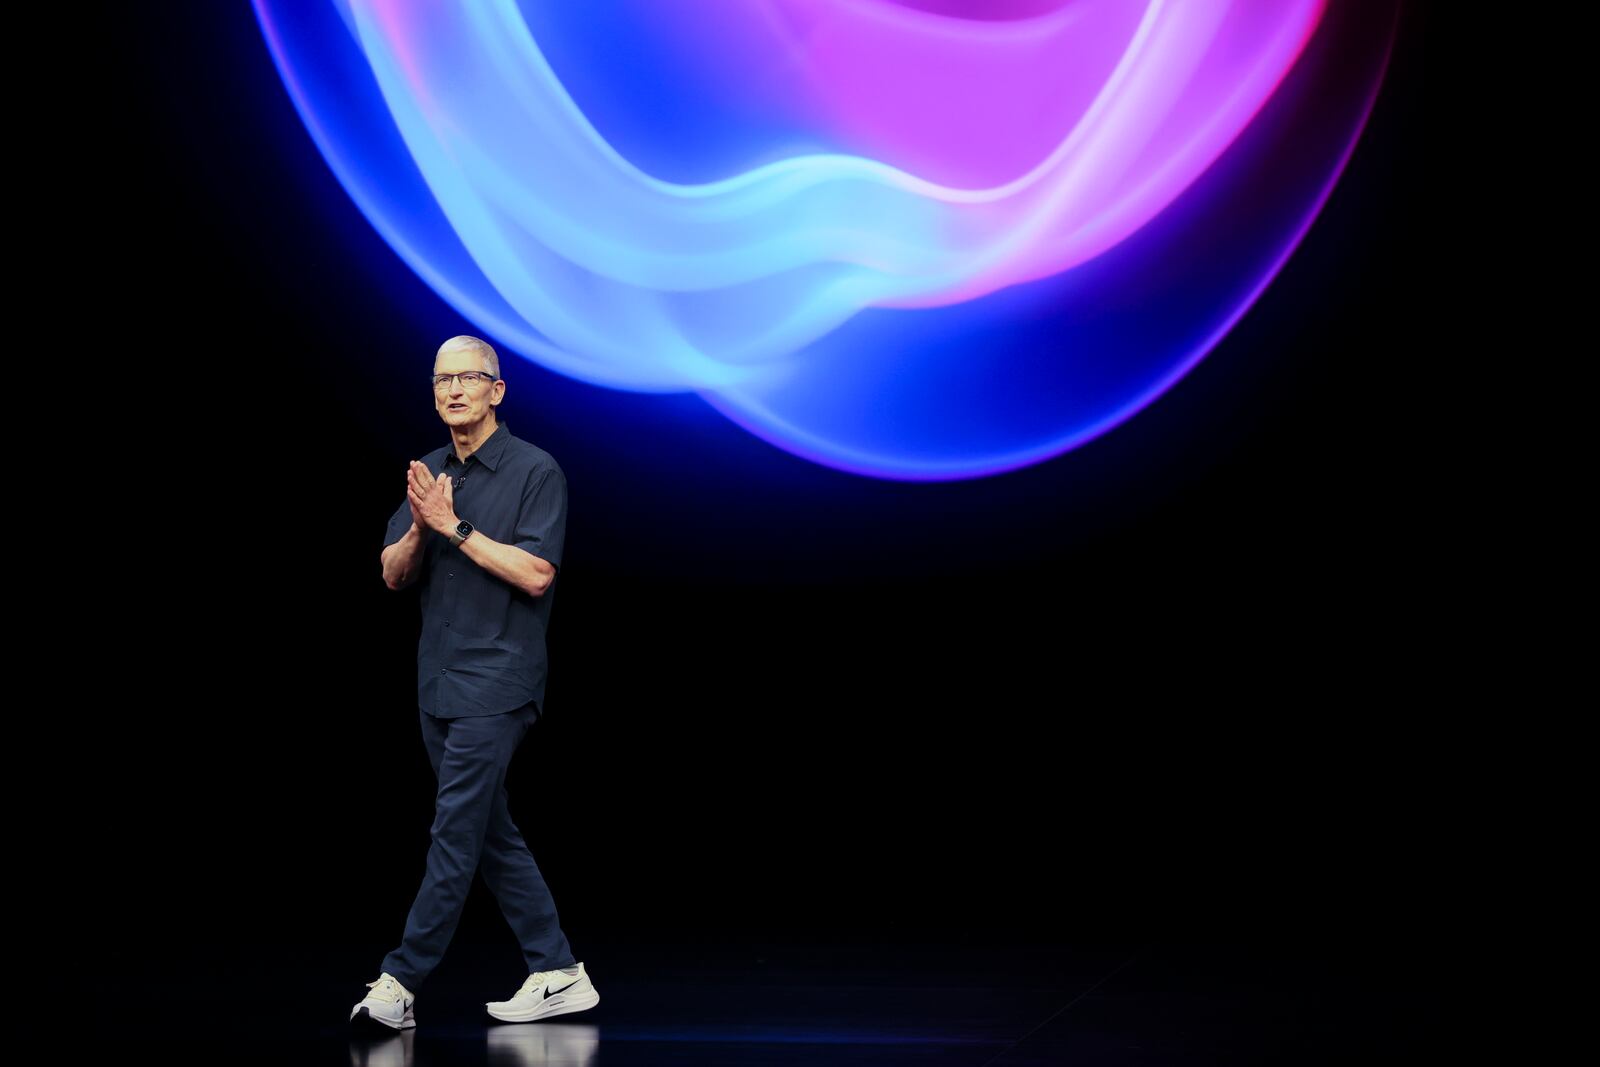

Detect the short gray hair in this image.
[435,335,500,379]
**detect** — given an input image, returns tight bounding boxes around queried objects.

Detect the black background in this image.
[72,1,1442,988]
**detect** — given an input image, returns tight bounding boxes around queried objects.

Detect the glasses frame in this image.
[431,370,499,391]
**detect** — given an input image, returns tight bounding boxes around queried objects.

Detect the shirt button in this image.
[444,620,450,627]
[441,668,448,674]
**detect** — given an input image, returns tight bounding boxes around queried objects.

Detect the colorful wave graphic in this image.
[253,0,1399,478]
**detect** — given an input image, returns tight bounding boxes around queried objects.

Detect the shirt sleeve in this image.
[513,465,567,573]
[382,496,413,549]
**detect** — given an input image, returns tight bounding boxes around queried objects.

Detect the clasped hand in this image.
[407,460,459,536]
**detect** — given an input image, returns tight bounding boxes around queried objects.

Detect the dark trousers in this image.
[380,702,576,991]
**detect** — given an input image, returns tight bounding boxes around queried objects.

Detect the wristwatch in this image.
[449,519,475,547]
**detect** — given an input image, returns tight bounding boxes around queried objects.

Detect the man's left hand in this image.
[409,461,459,535]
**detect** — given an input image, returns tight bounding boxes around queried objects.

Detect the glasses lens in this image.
[434,372,489,389]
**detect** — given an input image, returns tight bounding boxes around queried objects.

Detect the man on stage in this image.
[350,335,598,1030]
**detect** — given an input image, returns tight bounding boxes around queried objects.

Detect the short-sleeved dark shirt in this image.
[382,421,567,719]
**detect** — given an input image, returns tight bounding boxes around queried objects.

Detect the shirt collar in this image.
[444,419,510,471]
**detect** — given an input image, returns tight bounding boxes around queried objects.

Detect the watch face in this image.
[456,521,474,536]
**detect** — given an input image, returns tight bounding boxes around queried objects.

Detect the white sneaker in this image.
[350,972,416,1030]
[485,962,600,1023]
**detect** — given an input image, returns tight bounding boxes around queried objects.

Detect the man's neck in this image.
[451,417,497,462]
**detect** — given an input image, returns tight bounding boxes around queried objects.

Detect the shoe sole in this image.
[350,1004,416,1031]
[486,986,600,1023]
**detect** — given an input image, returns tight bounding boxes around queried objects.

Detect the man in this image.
[350,335,599,1031]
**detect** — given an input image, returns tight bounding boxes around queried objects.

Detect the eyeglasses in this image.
[432,370,497,391]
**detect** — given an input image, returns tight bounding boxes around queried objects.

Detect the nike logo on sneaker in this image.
[543,979,577,999]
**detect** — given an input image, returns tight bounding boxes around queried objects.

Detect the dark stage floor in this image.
[109,939,1435,1064]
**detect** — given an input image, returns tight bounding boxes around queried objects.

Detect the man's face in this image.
[433,354,504,430]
